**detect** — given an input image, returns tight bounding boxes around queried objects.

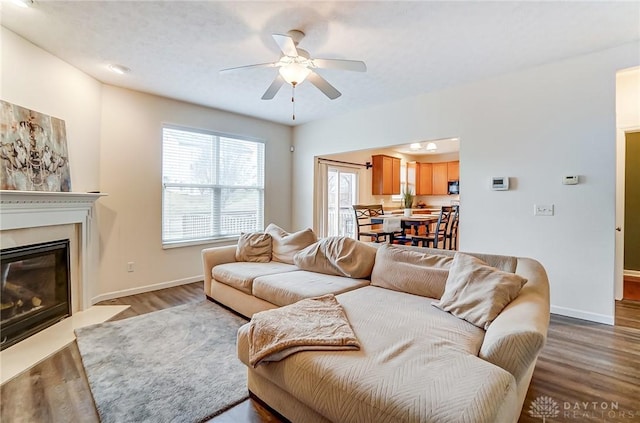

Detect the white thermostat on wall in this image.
[491,176,509,191]
[562,175,579,185]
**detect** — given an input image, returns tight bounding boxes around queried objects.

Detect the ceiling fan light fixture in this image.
[278,63,311,85]
[410,143,422,150]
[426,142,438,152]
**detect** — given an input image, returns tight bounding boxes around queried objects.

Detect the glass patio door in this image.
[326,166,358,238]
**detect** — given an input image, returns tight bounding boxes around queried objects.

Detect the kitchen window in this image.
[161,125,265,247]
[391,163,410,202]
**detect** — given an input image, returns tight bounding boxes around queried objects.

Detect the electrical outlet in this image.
[534,204,554,216]
[127,262,135,272]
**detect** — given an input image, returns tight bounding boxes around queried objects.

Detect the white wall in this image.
[1,27,103,303]
[615,67,640,299]
[1,28,293,301]
[294,41,640,324]
[96,85,293,300]
[0,27,102,191]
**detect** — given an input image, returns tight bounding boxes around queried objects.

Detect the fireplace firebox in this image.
[1,239,71,350]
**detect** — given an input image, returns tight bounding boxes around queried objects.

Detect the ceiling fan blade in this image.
[219,62,277,74]
[307,71,341,100]
[261,74,285,100]
[272,33,299,57]
[312,59,367,72]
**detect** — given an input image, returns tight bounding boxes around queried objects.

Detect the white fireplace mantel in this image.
[0,190,106,310]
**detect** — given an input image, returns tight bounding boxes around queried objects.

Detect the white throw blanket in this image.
[248,294,361,367]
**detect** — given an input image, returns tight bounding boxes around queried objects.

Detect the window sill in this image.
[162,236,239,250]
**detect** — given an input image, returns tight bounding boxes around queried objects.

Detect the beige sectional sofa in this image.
[201,232,550,423]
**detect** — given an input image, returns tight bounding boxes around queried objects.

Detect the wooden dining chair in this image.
[352,204,399,243]
[444,205,459,250]
[410,206,453,249]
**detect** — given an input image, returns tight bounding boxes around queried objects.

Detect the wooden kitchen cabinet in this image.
[372,154,401,195]
[407,162,432,195]
[432,162,449,195]
[416,163,433,195]
[447,161,459,181]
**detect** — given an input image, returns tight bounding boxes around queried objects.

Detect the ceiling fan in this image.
[220,30,367,102]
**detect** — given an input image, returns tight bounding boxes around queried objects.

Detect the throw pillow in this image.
[235,232,272,263]
[370,244,453,299]
[432,252,527,329]
[293,236,377,278]
[265,223,317,265]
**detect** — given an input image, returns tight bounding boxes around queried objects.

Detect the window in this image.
[162,125,265,246]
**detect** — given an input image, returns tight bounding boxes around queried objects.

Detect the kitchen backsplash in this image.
[416,195,460,206]
[378,194,460,210]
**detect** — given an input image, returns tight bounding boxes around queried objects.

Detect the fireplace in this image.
[0,190,104,351]
[1,239,71,350]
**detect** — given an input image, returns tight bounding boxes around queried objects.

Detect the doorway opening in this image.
[622,130,640,301]
[314,138,460,241]
[615,66,640,328]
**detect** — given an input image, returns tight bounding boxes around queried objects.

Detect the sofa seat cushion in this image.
[212,262,298,295]
[252,271,370,307]
[238,286,517,423]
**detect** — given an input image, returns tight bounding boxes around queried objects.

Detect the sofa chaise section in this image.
[233,247,550,423]
[238,286,520,423]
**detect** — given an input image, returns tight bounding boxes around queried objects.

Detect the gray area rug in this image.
[75,301,249,423]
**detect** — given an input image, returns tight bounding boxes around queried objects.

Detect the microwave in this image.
[448,180,459,195]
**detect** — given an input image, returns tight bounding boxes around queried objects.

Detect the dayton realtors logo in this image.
[529,396,560,422]
[529,396,638,421]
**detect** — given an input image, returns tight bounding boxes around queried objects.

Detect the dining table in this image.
[370,214,441,242]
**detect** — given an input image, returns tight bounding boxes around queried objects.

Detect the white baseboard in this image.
[624,269,640,278]
[91,275,203,304]
[550,305,614,325]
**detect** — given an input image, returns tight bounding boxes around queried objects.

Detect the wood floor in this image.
[624,275,640,301]
[1,282,639,423]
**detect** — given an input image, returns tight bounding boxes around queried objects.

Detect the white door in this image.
[326,166,358,238]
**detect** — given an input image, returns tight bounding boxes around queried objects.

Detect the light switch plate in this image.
[534,204,554,216]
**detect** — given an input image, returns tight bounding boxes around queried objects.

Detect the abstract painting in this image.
[0,100,71,192]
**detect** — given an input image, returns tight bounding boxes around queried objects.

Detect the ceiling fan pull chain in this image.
[292,83,296,121]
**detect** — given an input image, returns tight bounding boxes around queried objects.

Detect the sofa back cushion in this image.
[433,253,527,329]
[235,232,272,263]
[370,244,453,299]
[293,237,377,278]
[265,223,317,265]
[387,246,519,274]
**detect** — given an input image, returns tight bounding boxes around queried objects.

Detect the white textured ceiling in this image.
[2,1,639,126]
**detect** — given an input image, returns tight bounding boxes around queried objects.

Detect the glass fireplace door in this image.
[1,239,70,350]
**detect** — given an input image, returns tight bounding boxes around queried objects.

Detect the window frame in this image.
[161,123,266,248]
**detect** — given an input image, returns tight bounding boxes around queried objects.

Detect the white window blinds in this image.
[162,125,265,245]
